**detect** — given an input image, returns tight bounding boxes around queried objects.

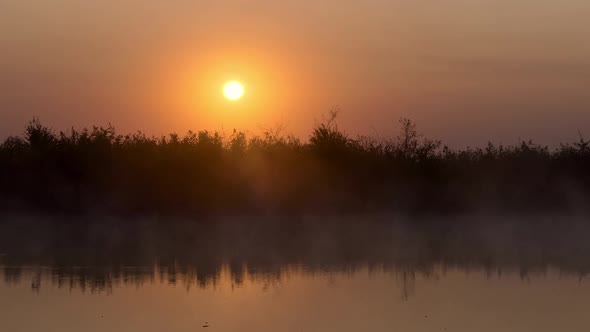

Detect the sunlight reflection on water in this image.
[1,264,590,332]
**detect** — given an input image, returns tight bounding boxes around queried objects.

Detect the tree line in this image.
[0,112,588,217]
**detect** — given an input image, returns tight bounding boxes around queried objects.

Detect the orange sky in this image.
[1,0,589,146]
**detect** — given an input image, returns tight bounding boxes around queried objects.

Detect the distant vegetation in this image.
[0,111,589,216]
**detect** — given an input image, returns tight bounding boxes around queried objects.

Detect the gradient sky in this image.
[1,0,589,146]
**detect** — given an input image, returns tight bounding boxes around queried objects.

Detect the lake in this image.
[1,216,589,331]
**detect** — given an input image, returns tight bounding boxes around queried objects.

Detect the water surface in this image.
[1,216,590,331]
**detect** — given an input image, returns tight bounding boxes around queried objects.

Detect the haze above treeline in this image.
[1,0,589,146]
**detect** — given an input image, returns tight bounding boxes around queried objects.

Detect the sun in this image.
[223,81,244,100]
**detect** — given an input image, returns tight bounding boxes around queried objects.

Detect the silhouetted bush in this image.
[0,115,589,217]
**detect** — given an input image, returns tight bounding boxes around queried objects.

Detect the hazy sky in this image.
[1,0,589,145]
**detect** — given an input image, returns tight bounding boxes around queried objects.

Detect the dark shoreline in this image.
[0,117,589,217]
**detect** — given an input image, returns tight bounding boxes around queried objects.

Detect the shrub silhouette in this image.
[0,115,588,217]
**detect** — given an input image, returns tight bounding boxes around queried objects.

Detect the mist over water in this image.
[2,215,590,332]
[2,214,590,288]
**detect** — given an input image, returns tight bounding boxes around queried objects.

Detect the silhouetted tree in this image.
[0,116,588,216]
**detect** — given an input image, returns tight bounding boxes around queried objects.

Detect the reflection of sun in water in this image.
[223,81,244,100]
